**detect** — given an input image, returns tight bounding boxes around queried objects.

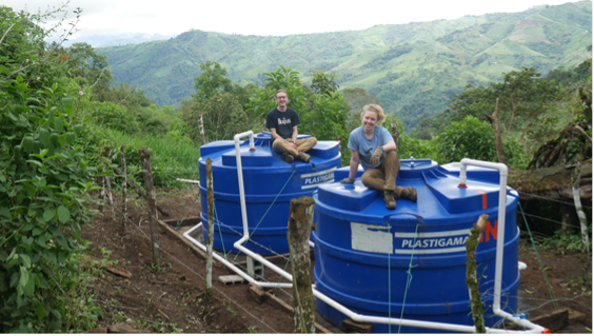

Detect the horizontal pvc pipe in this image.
[234,237,293,281]
[519,261,527,271]
[182,222,292,289]
[176,178,200,184]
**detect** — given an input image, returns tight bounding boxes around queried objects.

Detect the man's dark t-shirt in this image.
[266,108,300,140]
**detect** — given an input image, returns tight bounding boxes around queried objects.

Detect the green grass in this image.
[105,128,202,185]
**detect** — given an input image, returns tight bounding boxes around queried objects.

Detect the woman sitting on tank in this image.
[340,104,417,210]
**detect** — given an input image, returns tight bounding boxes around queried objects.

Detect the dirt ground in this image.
[81,187,592,333]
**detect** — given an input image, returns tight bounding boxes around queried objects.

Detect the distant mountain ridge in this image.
[97,1,592,130]
[51,33,176,48]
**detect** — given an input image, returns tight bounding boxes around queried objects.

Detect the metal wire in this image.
[518,191,592,209]
[518,202,560,311]
[519,212,584,229]
[112,205,280,333]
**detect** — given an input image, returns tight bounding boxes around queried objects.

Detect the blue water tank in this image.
[313,159,520,333]
[199,132,341,256]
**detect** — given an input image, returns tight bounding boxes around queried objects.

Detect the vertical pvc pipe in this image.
[233,130,254,238]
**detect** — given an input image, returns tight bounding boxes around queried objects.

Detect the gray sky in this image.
[5,0,586,39]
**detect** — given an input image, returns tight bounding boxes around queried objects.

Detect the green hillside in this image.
[99,1,592,130]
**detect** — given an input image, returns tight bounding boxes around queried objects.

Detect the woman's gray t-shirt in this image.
[347,126,393,170]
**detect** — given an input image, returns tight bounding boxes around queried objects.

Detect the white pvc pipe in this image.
[182,222,293,289]
[176,178,200,184]
[459,158,546,333]
[234,131,255,239]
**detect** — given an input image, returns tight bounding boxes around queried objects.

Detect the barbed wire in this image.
[520,212,584,229]
[111,205,280,334]
[518,191,592,209]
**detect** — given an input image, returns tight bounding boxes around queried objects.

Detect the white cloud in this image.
[3,0,584,38]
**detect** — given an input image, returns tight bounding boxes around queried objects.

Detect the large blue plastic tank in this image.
[314,159,520,333]
[199,132,341,256]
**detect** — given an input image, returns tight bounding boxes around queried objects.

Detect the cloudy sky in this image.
[5,0,583,39]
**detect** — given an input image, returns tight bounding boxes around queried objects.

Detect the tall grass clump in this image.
[103,128,201,188]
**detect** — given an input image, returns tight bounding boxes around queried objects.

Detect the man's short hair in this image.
[275,89,287,99]
[362,104,386,124]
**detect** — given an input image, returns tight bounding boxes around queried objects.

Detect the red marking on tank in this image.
[479,220,498,243]
[476,190,487,209]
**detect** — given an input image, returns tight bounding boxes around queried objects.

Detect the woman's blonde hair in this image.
[362,104,385,124]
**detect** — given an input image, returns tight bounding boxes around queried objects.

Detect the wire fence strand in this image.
[111,205,281,334]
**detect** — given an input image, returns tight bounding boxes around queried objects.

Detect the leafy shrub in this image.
[435,116,497,163]
[89,101,140,134]
[0,7,101,332]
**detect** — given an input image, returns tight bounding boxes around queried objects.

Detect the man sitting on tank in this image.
[340,104,417,210]
[266,89,317,163]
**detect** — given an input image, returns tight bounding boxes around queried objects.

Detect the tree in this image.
[247,66,351,164]
[193,60,233,103]
[435,116,522,164]
[342,88,380,130]
[198,92,249,141]
[445,67,561,142]
[65,42,112,97]
[310,70,339,96]
[246,65,309,123]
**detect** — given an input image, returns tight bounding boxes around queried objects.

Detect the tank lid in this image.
[200,140,236,157]
[222,147,273,167]
[398,159,439,180]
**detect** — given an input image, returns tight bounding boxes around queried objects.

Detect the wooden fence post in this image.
[139,147,162,266]
[466,214,489,334]
[287,196,316,334]
[205,158,214,296]
[199,113,206,145]
[486,98,508,165]
[572,161,590,284]
[120,145,127,228]
[391,120,399,148]
[101,146,116,222]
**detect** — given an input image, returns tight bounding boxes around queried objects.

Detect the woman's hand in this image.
[340,177,355,184]
[370,146,384,165]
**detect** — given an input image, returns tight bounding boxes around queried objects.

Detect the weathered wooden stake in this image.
[466,214,489,334]
[205,158,214,296]
[139,147,162,266]
[572,161,590,284]
[199,113,206,145]
[101,146,116,222]
[120,145,127,228]
[391,120,399,148]
[335,135,341,151]
[485,98,508,165]
[287,196,316,334]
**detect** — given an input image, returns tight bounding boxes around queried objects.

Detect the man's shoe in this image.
[384,190,396,210]
[401,186,417,202]
[297,152,310,163]
[281,153,294,163]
